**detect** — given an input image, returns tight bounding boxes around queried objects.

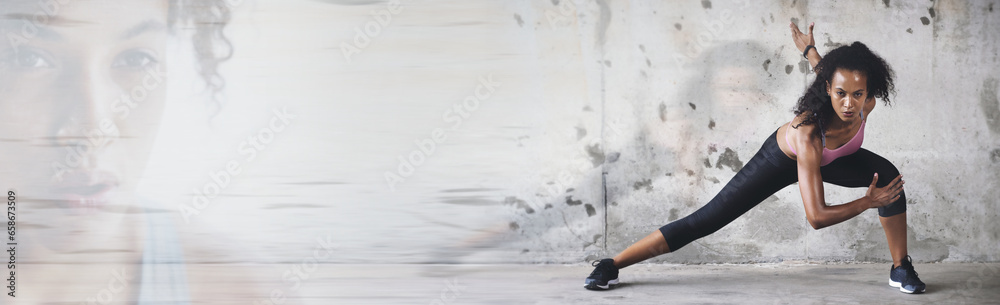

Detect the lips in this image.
[52,170,119,211]
[842,111,855,117]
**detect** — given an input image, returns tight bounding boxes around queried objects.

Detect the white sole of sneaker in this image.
[585,278,620,290]
[889,279,924,294]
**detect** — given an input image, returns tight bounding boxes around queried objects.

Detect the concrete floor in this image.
[285,262,1000,304]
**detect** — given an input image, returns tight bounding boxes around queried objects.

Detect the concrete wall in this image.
[140,0,999,264]
[446,0,1000,264]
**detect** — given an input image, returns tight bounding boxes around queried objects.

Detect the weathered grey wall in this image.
[487,0,1000,264]
[147,0,999,265]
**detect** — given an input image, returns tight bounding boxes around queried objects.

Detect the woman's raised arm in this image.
[790,21,822,71]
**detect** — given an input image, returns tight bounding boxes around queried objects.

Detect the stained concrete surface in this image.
[281,262,1000,304]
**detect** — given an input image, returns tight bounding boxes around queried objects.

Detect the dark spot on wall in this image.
[566,188,575,193]
[611,201,618,206]
[799,60,810,74]
[906,28,913,33]
[584,204,597,216]
[701,0,712,9]
[565,196,582,206]
[761,17,767,26]
[659,102,668,121]
[990,148,1000,163]
[981,78,1000,134]
[606,152,620,163]
[638,44,646,52]
[514,14,524,27]
[594,0,611,47]
[769,13,774,23]
[583,105,593,111]
[990,3,994,12]
[544,204,553,209]
[708,119,716,129]
[603,60,612,67]
[551,0,559,5]
[920,16,930,25]
[586,143,605,167]
[823,37,844,48]
[706,176,720,184]
[762,59,771,72]
[685,169,695,176]
[668,208,679,221]
[646,58,652,67]
[575,126,587,140]
[785,65,793,74]
[716,147,744,172]
[790,17,799,26]
[689,102,697,110]
[928,7,935,18]
[703,158,712,168]
[633,178,653,192]
[509,222,520,230]
[882,0,890,8]
[503,196,535,214]
[674,23,682,30]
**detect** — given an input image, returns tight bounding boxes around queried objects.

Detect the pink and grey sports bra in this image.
[785,110,866,166]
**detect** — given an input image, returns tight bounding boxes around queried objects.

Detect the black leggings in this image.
[658,129,906,251]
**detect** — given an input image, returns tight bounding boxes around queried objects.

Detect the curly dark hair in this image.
[170,0,235,113]
[792,41,895,132]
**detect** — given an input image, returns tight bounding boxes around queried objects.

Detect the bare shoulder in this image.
[781,113,823,156]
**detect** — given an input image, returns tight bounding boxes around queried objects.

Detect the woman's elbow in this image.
[805,215,829,230]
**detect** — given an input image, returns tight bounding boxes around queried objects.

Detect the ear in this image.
[826,81,831,94]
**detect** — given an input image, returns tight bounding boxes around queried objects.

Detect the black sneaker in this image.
[584,258,619,290]
[889,255,926,294]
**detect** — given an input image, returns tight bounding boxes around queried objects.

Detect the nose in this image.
[50,60,120,169]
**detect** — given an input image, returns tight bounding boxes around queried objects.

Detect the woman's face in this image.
[826,68,869,123]
[0,0,168,249]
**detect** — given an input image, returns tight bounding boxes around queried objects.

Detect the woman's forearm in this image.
[806,47,822,71]
[810,196,872,229]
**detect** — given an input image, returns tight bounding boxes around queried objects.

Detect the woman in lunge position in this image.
[584,22,925,294]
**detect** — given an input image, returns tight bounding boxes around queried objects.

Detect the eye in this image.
[0,49,54,69]
[111,50,158,69]
[837,91,846,97]
[854,92,863,98]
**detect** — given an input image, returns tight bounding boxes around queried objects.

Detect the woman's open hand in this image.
[789,21,815,54]
[866,173,904,208]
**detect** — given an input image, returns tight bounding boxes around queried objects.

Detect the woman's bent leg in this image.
[820,148,908,266]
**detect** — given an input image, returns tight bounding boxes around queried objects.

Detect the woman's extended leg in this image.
[611,230,671,269]
[609,131,797,270]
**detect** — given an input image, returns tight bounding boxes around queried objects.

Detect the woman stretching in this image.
[584,22,926,294]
